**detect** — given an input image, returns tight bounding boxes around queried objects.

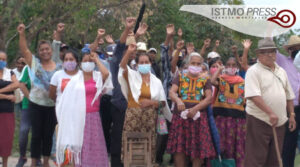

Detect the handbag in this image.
[156,102,168,135]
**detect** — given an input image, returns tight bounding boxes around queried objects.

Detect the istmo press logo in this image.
[180,5,297,37]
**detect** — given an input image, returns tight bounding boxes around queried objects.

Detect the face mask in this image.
[188,65,202,75]
[108,57,113,61]
[291,50,300,59]
[225,67,238,76]
[138,64,151,74]
[81,62,95,72]
[210,67,218,75]
[63,61,77,71]
[0,60,7,70]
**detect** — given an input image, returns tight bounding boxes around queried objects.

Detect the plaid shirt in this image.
[160,44,173,98]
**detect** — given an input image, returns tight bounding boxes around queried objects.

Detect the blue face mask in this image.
[108,57,113,61]
[138,64,151,74]
[0,60,7,70]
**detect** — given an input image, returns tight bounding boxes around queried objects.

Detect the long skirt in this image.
[0,112,15,157]
[215,116,246,167]
[122,107,157,163]
[76,112,109,167]
[167,112,216,159]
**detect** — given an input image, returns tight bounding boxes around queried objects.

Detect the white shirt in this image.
[245,62,295,126]
[50,70,80,104]
[12,68,22,80]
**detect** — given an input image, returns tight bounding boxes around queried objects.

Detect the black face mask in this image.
[291,50,300,59]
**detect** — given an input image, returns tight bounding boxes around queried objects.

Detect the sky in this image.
[243,0,300,31]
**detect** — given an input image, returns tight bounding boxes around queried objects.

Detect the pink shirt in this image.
[85,79,100,113]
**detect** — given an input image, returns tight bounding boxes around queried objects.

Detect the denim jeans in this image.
[19,109,31,157]
[51,131,56,155]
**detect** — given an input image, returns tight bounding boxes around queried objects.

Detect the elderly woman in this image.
[211,57,246,167]
[118,43,172,164]
[167,52,215,167]
[0,51,19,167]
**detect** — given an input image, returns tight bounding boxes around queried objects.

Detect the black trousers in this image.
[282,105,300,167]
[156,122,171,163]
[29,101,57,158]
[156,100,173,163]
[110,104,126,167]
[99,95,113,153]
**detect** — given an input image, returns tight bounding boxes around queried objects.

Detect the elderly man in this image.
[276,35,300,167]
[244,38,296,167]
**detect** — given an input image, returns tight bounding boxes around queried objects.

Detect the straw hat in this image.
[284,35,300,50]
[136,42,147,52]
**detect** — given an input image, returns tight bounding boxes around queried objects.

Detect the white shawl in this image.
[2,67,12,81]
[118,66,172,122]
[56,70,113,165]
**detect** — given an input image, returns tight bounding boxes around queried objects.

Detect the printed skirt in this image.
[215,116,246,167]
[122,107,157,163]
[167,111,216,159]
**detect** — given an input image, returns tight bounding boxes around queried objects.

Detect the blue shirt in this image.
[239,70,246,79]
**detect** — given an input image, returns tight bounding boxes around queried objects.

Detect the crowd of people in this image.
[0,15,300,167]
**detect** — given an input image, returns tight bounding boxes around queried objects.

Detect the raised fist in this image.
[56,23,65,33]
[17,24,25,34]
[125,17,136,29]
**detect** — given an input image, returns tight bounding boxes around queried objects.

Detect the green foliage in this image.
[0,0,297,66]
[146,0,254,62]
[1,0,138,65]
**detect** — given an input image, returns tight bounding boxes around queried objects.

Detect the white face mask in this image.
[81,62,95,72]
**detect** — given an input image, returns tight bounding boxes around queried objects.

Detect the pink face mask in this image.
[210,67,218,75]
[188,65,202,75]
[63,61,77,71]
[225,67,239,76]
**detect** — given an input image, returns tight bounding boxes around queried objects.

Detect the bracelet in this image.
[290,112,295,117]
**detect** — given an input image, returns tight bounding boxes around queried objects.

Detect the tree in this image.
[1,0,144,63]
[146,0,250,61]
